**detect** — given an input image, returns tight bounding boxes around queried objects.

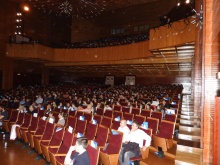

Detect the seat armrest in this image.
[54,153,67,156]
[49,146,60,148]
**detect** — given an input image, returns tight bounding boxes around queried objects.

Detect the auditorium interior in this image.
[0,0,220,165]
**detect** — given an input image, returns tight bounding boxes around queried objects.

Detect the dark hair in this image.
[59,112,64,117]
[132,120,140,127]
[76,137,88,149]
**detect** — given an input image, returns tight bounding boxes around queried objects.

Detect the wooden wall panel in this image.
[53,41,151,62]
[149,17,196,50]
[203,0,220,163]
[6,44,54,61]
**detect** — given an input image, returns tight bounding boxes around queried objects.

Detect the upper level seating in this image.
[65,33,149,48]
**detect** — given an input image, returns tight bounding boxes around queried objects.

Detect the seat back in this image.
[105,110,113,118]
[84,112,92,121]
[75,111,84,118]
[158,120,175,139]
[120,102,128,106]
[132,107,140,116]
[57,130,75,154]
[93,114,102,125]
[123,112,133,121]
[141,109,151,118]
[15,112,25,125]
[113,111,123,119]
[101,116,112,128]
[113,105,122,111]
[5,108,12,120]
[41,122,55,140]
[87,145,100,165]
[53,112,60,123]
[95,125,109,147]
[75,119,87,134]
[28,116,39,131]
[54,108,61,113]
[49,127,65,146]
[134,115,146,124]
[9,110,19,122]
[35,119,47,135]
[105,130,123,154]
[164,114,177,123]
[68,110,76,116]
[111,120,120,130]
[21,113,32,127]
[96,108,104,116]
[151,111,162,124]
[38,109,45,118]
[85,122,98,140]
[122,106,130,113]
[146,117,159,135]
[65,116,77,129]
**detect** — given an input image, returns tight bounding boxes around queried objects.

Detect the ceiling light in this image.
[23,5,30,11]
[186,0,190,4]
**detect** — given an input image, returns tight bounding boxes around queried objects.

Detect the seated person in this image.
[77,104,93,114]
[118,121,151,165]
[0,105,8,127]
[118,119,130,143]
[46,111,55,123]
[35,95,43,105]
[56,112,65,127]
[64,137,90,165]
[26,105,36,115]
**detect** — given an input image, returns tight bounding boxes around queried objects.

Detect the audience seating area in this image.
[0,84,183,164]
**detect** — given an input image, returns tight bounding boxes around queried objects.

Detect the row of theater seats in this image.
[3,109,153,165]
[3,105,177,164]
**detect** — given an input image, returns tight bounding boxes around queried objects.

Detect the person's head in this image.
[162,99,166,105]
[58,112,64,119]
[87,104,92,109]
[49,111,54,117]
[47,104,51,109]
[75,137,88,152]
[29,105,34,112]
[131,120,140,132]
[120,119,127,128]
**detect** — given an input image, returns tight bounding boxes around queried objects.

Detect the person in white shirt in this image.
[118,119,130,143]
[35,95,43,104]
[118,120,151,165]
[78,104,93,114]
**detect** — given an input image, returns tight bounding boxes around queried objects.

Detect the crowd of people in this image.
[64,33,149,48]
[0,83,182,115]
[0,83,182,164]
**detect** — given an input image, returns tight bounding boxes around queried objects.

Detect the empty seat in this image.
[84,122,98,140]
[141,109,151,118]
[101,116,112,128]
[146,117,159,135]
[99,130,123,165]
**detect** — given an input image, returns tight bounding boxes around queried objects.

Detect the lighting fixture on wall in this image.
[191,5,203,29]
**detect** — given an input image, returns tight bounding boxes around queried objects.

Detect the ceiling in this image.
[15,0,160,18]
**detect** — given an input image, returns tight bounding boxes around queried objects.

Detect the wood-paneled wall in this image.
[149,17,196,50]
[203,0,220,163]
[0,0,16,89]
[6,44,54,61]
[54,41,150,62]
